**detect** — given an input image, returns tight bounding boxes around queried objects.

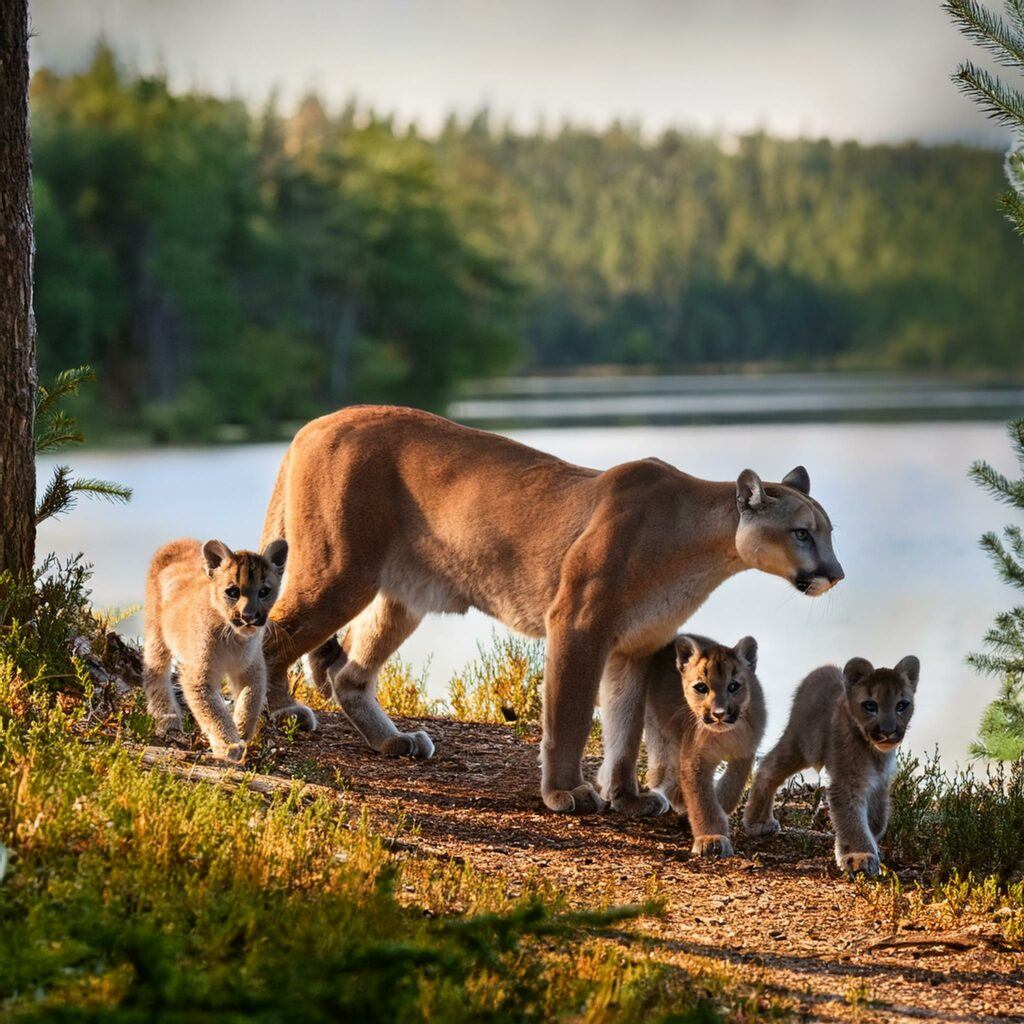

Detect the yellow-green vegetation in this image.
[0,566,782,1022]
[448,632,544,727]
[376,655,439,718]
[859,870,1024,949]
[886,753,1024,881]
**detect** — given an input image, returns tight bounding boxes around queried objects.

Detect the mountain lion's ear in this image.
[734,636,758,672]
[202,540,233,577]
[736,469,765,512]
[782,465,810,495]
[262,538,288,571]
[895,655,920,691]
[842,657,874,689]
[674,635,702,670]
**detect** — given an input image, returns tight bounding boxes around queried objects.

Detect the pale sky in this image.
[29,0,1012,147]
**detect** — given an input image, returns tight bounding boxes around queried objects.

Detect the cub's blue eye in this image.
[793,528,810,542]
[258,586,270,599]
[895,700,910,714]
[727,680,741,693]
[226,587,240,600]
[862,700,878,714]
[693,682,709,695]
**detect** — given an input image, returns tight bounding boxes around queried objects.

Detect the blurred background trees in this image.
[30,46,1024,443]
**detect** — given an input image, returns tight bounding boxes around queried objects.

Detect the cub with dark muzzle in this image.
[743,654,920,877]
[645,634,767,858]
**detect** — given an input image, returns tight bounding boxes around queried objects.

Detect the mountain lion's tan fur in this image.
[640,634,765,856]
[743,655,920,876]
[260,405,843,812]
[143,537,288,762]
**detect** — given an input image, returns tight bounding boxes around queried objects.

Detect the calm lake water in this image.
[37,417,1022,762]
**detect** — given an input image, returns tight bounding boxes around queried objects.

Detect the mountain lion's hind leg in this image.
[330,594,433,758]
[596,653,669,816]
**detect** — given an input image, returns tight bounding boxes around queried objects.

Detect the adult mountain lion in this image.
[260,405,844,814]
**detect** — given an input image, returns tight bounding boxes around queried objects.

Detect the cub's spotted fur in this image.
[143,538,288,762]
[644,634,765,857]
[743,655,920,877]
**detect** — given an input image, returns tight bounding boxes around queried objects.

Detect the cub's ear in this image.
[736,469,765,512]
[842,657,874,689]
[262,538,289,571]
[782,465,810,495]
[734,636,758,671]
[673,635,702,670]
[894,655,920,690]
[202,539,233,577]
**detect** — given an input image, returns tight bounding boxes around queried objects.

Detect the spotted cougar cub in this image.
[743,655,920,877]
[645,634,766,858]
[143,538,288,762]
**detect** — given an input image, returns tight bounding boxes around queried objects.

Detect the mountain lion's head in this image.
[734,466,844,597]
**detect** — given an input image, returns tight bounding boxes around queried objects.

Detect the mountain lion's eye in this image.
[895,700,910,714]
[693,682,709,695]
[727,680,741,693]
[861,700,878,714]
[258,586,270,599]
[225,587,240,600]
[793,528,810,542]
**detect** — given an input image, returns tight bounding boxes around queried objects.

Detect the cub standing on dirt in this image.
[636,634,765,858]
[143,538,288,763]
[742,655,920,877]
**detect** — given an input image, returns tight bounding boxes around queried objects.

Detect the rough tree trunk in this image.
[0,0,37,587]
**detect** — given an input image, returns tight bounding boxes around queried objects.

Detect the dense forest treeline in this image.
[31,48,1024,440]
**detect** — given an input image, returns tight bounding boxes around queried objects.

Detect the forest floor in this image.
[150,711,1024,1024]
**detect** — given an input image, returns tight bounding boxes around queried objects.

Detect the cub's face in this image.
[843,655,920,752]
[734,466,844,598]
[674,635,758,734]
[202,539,288,637]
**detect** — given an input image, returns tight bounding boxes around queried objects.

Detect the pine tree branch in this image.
[979,532,1024,588]
[952,62,1024,132]
[70,477,133,505]
[1005,0,1024,33]
[945,0,1024,68]
[35,465,74,525]
[34,409,85,454]
[35,365,95,420]
[969,461,1024,506]
[1001,188,1024,237]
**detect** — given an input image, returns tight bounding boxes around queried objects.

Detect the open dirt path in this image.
[204,712,1023,1023]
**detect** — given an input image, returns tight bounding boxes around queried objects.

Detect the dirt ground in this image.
[170,711,1024,1024]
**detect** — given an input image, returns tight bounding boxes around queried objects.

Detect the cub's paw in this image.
[212,741,247,765]
[152,713,184,739]
[543,783,607,814]
[611,789,671,817]
[380,730,435,760]
[743,817,781,838]
[269,702,319,732]
[692,834,735,858]
[839,851,881,878]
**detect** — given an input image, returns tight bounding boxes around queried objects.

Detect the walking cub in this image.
[742,655,920,877]
[645,634,766,858]
[143,537,288,762]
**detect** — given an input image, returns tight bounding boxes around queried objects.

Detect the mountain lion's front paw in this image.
[269,702,318,732]
[611,789,671,817]
[839,851,880,878]
[542,782,607,814]
[692,834,735,858]
[743,816,780,838]
[211,741,247,764]
[153,713,184,738]
[380,730,435,759]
